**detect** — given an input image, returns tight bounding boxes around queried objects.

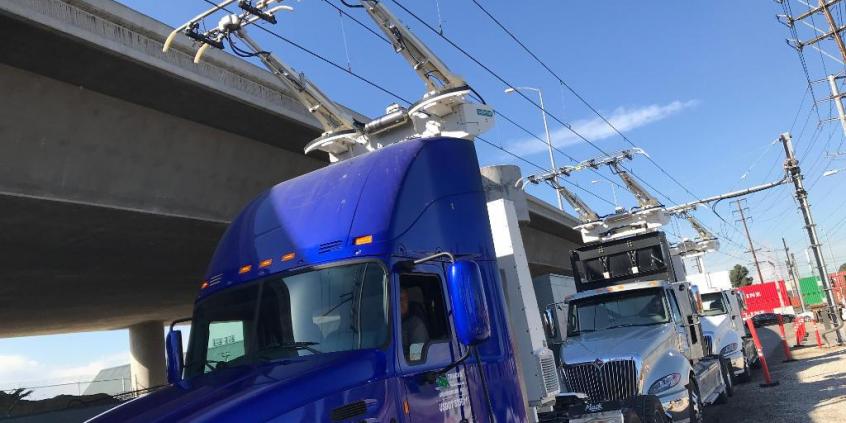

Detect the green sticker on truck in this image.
[476,108,493,117]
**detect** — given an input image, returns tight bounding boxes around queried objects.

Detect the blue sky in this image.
[3,0,846,390]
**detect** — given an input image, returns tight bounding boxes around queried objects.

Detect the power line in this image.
[780,0,824,123]
[321,0,627,200]
[460,0,753,247]
[467,0,712,204]
[201,1,618,210]
[320,0,390,43]
[474,135,615,207]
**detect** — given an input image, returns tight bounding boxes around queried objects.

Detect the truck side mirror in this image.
[542,306,558,340]
[165,330,184,384]
[447,260,491,346]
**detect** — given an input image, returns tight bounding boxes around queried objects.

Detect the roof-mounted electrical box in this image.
[570,231,681,292]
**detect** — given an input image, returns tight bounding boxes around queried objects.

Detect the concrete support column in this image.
[129,321,166,390]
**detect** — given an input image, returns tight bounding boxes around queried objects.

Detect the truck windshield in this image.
[700,292,727,316]
[567,288,669,336]
[184,261,388,378]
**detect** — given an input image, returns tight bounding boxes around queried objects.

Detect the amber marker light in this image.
[282,252,296,262]
[239,265,252,274]
[200,281,209,289]
[354,235,373,245]
[259,259,273,268]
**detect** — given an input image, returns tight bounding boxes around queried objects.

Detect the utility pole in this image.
[733,199,766,284]
[783,237,807,313]
[779,132,843,343]
[783,0,846,140]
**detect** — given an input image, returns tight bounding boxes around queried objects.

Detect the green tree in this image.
[839,263,846,273]
[730,264,753,288]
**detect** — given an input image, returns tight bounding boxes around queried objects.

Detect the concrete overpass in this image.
[0,0,581,390]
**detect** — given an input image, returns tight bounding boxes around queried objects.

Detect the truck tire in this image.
[634,395,668,423]
[736,355,752,383]
[688,381,704,423]
[720,357,734,398]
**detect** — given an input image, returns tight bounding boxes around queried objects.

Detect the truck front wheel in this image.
[636,395,668,423]
[736,355,752,383]
[720,357,734,398]
[688,382,704,423]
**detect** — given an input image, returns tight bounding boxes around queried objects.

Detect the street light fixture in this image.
[504,86,564,211]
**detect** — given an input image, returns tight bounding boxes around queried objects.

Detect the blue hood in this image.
[89,350,388,423]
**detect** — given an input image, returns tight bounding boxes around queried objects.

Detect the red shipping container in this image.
[831,272,846,305]
[739,281,790,317]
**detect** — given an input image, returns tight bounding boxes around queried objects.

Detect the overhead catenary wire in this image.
[468,1,762,215]
[458,0,756,248]
[200,0,619,209]
[322,0,629,195]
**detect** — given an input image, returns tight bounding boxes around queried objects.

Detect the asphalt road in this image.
[704,322,846,423]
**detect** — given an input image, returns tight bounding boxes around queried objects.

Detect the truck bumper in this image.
[658,387,689,422]
[568,410,624,423]
[723,349,745,376]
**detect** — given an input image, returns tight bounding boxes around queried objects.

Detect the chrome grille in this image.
[704,335,713,356]
[561,359,637,403]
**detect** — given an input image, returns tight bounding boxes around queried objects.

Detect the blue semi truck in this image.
[90,137,533,422]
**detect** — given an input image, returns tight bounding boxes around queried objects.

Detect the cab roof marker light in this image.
[239,265,252,274]
[259,259,273,268]
[282,252,296,261]
[354,235,373,245]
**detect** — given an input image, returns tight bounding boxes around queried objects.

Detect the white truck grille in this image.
[561,359,637,403]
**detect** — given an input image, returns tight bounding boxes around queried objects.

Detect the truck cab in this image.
[698,287,756,382]
[551,232,728,422]
[89,138,532,422]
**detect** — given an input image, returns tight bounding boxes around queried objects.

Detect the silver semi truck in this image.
[545,232,729,423]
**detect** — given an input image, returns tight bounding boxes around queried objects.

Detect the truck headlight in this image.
[648,373,681,395]
[720,343,738,355]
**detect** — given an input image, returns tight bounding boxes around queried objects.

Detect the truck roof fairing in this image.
[198,137,495,298]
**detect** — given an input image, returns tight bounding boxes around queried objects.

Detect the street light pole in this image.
[505,86,564,210]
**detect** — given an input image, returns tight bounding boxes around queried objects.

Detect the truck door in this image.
[724,291,740,332]
[396,271,474,422]
[666,289,691,356]
[669,285,705,360]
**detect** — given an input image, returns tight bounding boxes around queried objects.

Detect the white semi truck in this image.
[698,286,757,383]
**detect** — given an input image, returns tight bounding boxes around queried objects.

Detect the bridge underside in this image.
[0,0,582,340]
[0,194,223,337]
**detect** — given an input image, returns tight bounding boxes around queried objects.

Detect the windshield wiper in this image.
[257,341,322,359]
[568,329,595,336]
[605,322,666,330]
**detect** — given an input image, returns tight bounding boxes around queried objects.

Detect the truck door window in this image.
[400,274,450,363]
[666,290,682,323]
[701,292,728,316]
